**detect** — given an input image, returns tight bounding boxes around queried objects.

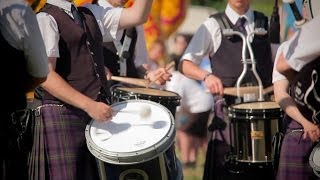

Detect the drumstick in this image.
[208,85,274,97]
[110,76,150,87]
[223,86,260,96]
[147,61,175,88]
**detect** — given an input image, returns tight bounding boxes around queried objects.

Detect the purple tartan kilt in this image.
[277,131,320,180]
[28,103,100,180]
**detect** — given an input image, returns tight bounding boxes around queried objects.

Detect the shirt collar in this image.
[47,0,74,12]
[225,3,254,25]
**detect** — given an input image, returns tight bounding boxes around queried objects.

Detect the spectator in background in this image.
[169,33,192,70]
[166,35,214,168]
[147,39,167,71]
[0,0,49,179]
[146,39,168,89]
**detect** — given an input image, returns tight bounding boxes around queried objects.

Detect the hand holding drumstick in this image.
[145,61,175,87]
[110,62,174,88]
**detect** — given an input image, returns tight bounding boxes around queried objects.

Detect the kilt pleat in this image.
[28,104,100,180]
[276,131,320,180]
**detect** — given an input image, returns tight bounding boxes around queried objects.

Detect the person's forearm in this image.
[274,80,308,126]
[179,60,210,81]
[119,0,153,29]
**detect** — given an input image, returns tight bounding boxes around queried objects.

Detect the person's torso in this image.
[290,58,320,125]
[39,3,109,101]
[210,12,273,88]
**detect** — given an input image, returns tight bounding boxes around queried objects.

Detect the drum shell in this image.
[228,101,283,163]
[99,146,183,180]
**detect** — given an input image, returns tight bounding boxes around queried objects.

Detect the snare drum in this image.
[309,142,320,177]
[112,87,181,116]
[85,100,182,180]
[228,101,283,163]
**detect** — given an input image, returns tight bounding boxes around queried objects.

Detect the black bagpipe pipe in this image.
[282,0,306,27]
[269,0,280,43]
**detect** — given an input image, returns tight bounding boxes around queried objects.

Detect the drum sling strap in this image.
[113,28,136,77]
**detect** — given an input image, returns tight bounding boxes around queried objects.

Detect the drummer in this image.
[28,0,158,179]
[273,2,320,178]
[91,0,172,90]
[178,0,275,179]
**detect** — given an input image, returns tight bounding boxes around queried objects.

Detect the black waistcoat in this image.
[210,12,273,88]
[103,27,139,78]
[40,4,110,101]
[290,58,320,124]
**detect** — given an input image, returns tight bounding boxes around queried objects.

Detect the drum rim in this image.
[228,101,283,120]
[229,101,281,111]
[85,99,176,165]
[113,87,181,100]
[309,142,320,171]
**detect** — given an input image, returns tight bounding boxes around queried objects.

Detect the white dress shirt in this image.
[181,4,255,65]
[36,0,122,58]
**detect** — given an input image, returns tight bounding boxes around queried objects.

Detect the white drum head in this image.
[85,100,175,165]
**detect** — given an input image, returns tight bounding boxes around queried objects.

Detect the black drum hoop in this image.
[112,87,181,106]
[228,101,283,120]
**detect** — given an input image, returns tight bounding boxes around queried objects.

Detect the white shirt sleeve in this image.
[272,41,288,83]
[84,4,123,42]
[181,17,221,65]
[36,12,60,58]
[282,15,320,71]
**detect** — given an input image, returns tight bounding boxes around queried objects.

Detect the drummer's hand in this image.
[302,120,320,142]
[204,74,224,96]
[85,101,113,122]
[146,68,172,85]
[105,67,112,80]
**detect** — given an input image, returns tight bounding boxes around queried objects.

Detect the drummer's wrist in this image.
[203,73,211,81]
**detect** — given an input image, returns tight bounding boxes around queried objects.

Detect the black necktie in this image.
[71,5,84,28]
[235,17,247,36]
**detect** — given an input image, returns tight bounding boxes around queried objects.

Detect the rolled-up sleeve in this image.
[36,12,60,58]
[181,17,221,65]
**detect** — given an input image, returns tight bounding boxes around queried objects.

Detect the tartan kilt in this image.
[276,131,320,180]
[28,102,100,180]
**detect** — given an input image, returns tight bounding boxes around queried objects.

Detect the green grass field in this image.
[176,147,207,180]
